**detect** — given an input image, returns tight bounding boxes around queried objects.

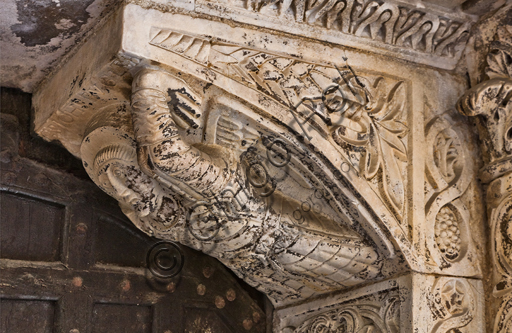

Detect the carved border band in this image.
[127,0,479,69]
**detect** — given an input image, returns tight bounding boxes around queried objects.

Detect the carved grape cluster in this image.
[435,206,461,261]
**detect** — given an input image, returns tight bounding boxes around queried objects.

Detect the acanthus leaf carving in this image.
[333,79,407,220]
[486,26,512,80]
[202,0,471,59]
[457,25,512,182]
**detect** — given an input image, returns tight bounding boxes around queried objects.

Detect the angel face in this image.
[97,160,159,218]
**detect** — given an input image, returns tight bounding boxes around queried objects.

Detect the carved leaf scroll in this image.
[425,115,473,268]
[209,0,470,58]
[333,79,407,220]
[149,28,409,220]
[486,26,512,79]
[293,288,400,333]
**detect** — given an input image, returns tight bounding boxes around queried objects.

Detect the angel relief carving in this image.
[80,67,407,305]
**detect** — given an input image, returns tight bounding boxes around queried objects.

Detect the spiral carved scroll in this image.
[425,115,473,268]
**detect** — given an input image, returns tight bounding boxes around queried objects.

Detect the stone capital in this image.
[31,1,489,330]
[456,17,512,333]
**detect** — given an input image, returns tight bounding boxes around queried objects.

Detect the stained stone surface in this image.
[276,273,484,332]
[26,0,512,331]
[0,0,118,92]
[0,0,504,92]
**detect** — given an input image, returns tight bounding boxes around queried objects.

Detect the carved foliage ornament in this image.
[429,277,476,333]
[79,65,408,305]
[457,24,512,332]
[425,114,473,268]
[457,26,512,183]
[149,28,409,221]
[207,0,470,58]
[292,288,400,333]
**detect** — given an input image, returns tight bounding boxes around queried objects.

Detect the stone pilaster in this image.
[457,20,512,333]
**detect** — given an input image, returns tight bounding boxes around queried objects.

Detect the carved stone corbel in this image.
[77,63,415,307]
[30,2,488,329]
[457,24,512,332]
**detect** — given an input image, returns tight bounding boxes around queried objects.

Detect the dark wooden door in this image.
[0,103,270,332]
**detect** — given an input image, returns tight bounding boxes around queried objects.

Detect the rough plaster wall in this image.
[0,0,118,93]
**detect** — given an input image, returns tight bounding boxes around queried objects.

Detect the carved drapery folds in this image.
[457,25,512,332]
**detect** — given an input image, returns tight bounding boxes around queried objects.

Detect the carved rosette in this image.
[429,277,476,333]
[457,24,512,332]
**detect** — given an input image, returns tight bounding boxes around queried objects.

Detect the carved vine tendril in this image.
[333,78,407,219]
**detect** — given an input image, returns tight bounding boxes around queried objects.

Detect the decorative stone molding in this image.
[79,66,408,306]
[457,23,512,333]
[164,0,479,69]
[424,113,479,272]
[148,27,410,221]
[275,273,484,332]
[200,0,472,57]
[31,0,487,328]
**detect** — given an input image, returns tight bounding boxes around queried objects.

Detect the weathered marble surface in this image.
[276,273,484,333]
[457,12,512,332]
[29,0,501,330]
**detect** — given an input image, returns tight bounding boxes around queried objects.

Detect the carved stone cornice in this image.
[130,0,476,69]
